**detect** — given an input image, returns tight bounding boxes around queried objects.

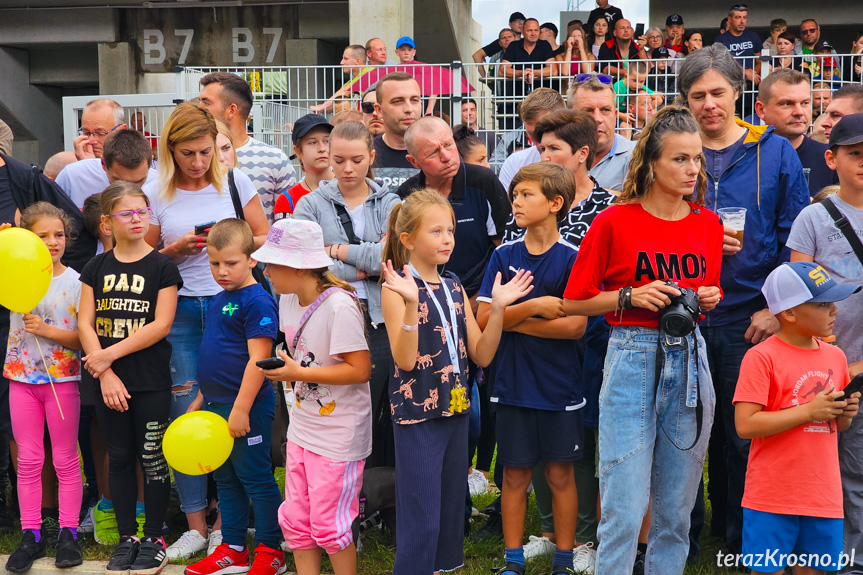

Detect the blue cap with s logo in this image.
[762,261,861,314]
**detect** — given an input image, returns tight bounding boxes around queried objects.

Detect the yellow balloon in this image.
[0,228,53,313]
[163,411,234,475]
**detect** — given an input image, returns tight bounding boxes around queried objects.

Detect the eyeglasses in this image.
[801,28,818,34]
[511,19,525,23]
[575,73,613,84]
[110,207,153,223]
[78,123,123,139]
[361,102,376,114]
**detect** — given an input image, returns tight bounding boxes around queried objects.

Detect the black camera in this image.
[659,281,701,337]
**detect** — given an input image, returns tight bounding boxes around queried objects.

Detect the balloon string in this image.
[33,335,66,421]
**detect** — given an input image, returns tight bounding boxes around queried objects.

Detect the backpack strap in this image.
[822,196,863,266]
[333,202,362,244]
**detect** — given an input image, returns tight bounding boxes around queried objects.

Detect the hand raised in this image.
[490,269,533,308]
[381,260,420,304]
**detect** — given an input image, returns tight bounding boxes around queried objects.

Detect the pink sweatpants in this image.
[10,381,82,530]
[279,441,363,554]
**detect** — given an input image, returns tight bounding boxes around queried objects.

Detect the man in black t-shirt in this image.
[500,19,556,129]
[540,23,564,57]
[372,72,423,188]
[472,28,517,78]
[755,69,837,197]
[597,18,640,77]
[585,0,623,35]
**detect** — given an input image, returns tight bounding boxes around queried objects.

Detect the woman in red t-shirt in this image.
[273,114,335,220]
[562,105,724,574]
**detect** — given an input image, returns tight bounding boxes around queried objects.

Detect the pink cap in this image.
[251,218,334,270]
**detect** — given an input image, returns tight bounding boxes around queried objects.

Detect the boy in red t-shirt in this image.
[734,261,861,574]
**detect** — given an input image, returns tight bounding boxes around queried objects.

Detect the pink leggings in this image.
[10,381,82,530]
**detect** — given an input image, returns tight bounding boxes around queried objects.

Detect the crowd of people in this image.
[2,3,863,575]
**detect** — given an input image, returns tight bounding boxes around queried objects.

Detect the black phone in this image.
[837,374,863,401]
[195,221,216,235]
[256,357,285,370]
[634,23,645,38]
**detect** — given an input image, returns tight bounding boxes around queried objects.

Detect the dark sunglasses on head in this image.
[361,102,375,114]
[731,4,747,10]
[575,73,613,84]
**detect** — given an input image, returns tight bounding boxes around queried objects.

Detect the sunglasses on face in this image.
[801,28,818,34]
[361,102,375,114]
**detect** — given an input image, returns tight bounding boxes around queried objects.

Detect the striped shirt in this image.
[235,136,296,224]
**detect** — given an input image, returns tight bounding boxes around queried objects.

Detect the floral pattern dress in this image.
[3,268,81,384]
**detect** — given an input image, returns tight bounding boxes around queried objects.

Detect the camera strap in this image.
[654,328,703,452]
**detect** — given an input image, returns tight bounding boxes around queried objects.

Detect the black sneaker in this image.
[130,537,168,575]
[107,536,140,575]
[473,510,503,542]
[493,562,525,575]
[551,566,576,575]
[55,527,84,568]
[5,530,47,573]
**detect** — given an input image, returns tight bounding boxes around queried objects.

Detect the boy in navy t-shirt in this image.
[477,163,587,575]
[185,219,286,575]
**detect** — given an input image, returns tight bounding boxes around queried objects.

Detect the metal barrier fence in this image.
[63,53,862,173]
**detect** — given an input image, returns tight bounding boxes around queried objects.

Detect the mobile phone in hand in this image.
[837,373,863,401]
[256,357,286,370]
[195,221,216,235]
[634,23,645,38]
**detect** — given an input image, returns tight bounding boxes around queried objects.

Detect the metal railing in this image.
[63,53,863,173]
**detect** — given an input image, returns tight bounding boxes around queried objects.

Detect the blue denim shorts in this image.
[742,508,843,572]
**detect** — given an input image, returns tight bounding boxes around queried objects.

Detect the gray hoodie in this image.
[293,177,400,325]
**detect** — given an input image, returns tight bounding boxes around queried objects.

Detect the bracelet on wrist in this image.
[401,321,419,332]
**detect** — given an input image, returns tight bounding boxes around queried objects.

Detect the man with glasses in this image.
[715,4,763,87]
[57,129,158,209]
[72,99,127,161]
[798,19,836,56]
[597,19,640,78]
[360,88,385,137]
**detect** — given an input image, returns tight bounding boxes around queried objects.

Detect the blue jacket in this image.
[703,119,809,326]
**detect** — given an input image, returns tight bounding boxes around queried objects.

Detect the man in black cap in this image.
[646,46,676,94]
[665,14,685,53]
[274,114,334,220]
[508,12,525,40]
[540,22,564,57]
[585,0,623,36]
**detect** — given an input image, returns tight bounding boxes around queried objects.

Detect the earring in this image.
[409,246,414,251]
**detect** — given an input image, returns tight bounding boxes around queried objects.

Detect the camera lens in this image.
[661,307,694,337]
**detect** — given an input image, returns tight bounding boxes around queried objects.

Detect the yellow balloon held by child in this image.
[0,227,53,314]
[163,411,233,475]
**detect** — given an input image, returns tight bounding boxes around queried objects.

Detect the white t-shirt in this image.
[144,170,259,296]
[280,290,371,462]
[499,146,541,190]
[347,203,367,299]
[56,159,158,209]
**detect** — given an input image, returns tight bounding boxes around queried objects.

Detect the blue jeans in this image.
[700,319,753,554]
[168,296,211,514]
[204,394,282,549]
[595,326,715,575]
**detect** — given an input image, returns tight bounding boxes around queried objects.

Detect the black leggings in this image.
[95,389,171,538]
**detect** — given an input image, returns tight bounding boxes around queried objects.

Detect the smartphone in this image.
[195,221,216,235]
[634,23,645,38]
[837,373,863,401]
[256,357,286,370]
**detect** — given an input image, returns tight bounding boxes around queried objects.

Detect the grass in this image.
[0,463,740,575]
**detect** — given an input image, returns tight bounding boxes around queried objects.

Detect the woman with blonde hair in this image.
[215,120,238,169]
[143,102,268,561]
[556,27,596,76]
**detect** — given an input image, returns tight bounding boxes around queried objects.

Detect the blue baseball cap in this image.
[762,261,861,314]
[396,36,416,49]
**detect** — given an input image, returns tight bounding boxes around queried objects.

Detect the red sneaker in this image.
[247,545,286,575]
[184,544,250,575]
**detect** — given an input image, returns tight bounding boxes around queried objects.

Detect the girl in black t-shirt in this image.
[79,182,182,575]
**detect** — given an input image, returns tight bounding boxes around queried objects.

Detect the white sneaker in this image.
[573,541,597,574]
[467,469,489,497]
[166,529,208,561]
[522,535,555,559]
[207,529,223,556]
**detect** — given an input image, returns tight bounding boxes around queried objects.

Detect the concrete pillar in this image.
[348,0,413,60]
[98,42,137,95]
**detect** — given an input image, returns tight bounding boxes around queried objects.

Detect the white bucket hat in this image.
[251,218,334,269]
